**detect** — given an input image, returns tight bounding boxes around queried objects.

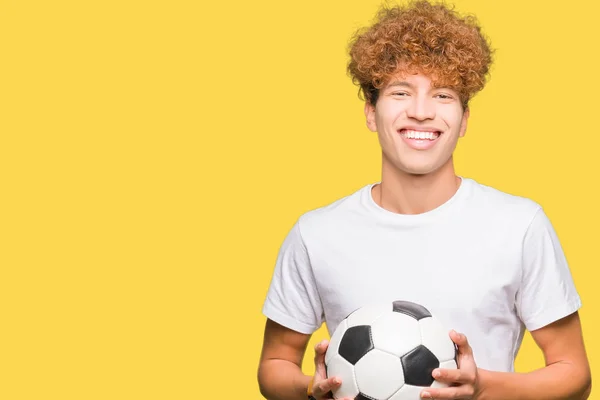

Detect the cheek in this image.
[376,104,403,130]
[440,111,465,133]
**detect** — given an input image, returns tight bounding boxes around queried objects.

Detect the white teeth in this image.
[401,130,440,140]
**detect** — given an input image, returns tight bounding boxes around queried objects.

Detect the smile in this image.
[398,129,442,150]
[399,129,440,140]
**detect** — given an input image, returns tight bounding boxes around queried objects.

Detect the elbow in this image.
[257,367,266,398]
[257,362,271,400]
[258,381,270,399]
[581,379,591,400]
[576,367,592,400]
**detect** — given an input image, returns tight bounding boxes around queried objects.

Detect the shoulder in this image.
[295,184,371,240]
[463,178,542,225]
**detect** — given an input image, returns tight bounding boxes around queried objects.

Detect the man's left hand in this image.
[421,330,482,399]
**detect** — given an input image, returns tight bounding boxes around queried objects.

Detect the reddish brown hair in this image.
[347,0,494,108]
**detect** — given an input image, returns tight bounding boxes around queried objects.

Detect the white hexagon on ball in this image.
[326,319,348,366]
[354,349,405,400]
[346,302,390,327]
[388,383,423,400]
[371,311,422,358]
[326,354,359,399]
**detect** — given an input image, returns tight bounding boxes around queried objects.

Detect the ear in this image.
[364,102,377,132]
[459,108,470,137]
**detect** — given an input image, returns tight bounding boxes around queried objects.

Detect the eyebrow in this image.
[386,80,456,94]
[386,81,413,89]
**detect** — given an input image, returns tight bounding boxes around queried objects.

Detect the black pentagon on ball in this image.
[401,344,440,386]
[355,394,374,400]
[392,300,432,320]
[338,325,374,365]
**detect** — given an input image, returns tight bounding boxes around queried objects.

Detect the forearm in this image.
[258,359,311,400]
[478,362,591,400]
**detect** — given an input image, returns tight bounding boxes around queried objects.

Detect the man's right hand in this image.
[310,340,354,400]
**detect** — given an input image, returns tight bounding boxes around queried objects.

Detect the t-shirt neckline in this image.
[362,176,471,224]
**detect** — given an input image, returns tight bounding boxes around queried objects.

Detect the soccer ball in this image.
[325,300,458,400]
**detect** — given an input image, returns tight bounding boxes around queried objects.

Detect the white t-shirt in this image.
[262,177,581,372]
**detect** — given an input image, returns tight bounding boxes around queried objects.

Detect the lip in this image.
[398,126,443,133]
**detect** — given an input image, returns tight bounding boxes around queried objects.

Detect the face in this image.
[365,73,469,176]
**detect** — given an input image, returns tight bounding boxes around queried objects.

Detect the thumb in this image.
[313,339,329,379]
[450,330,473,358]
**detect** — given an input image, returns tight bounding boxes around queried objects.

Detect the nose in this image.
[406,95,435,121]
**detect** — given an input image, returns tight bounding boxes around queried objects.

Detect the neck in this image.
[372,157,461,215]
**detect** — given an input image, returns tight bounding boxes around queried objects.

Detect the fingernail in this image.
[333,377,340,384]
[432,369,440,378]
[421,391,431,398]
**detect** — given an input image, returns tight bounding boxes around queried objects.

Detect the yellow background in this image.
[0,0,598,398]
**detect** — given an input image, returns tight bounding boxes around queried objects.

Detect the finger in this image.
[432,367,464,384]
[434,366,477,386]
[314,376,342,397]
[449,330,473,357]
[421,385,474,399]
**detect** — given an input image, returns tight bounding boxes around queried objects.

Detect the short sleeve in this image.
[516,208,582,331]
[262,219,324,334]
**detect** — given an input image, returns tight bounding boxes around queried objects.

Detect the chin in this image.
[398,164,440,176]
[383,152,448,177]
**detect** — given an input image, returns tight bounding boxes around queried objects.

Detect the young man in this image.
[257,1,591,399]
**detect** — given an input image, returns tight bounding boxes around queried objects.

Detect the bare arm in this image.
[258,319,312,400]
[258,319,350,400]
[477,311,591,400]
[423,312,591,400]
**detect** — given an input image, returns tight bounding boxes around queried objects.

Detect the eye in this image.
[435,93,453,99]
[391,91,409,96]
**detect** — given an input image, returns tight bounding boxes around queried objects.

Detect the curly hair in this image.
[347,0,494,108]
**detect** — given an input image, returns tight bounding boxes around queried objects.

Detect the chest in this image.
[309,224,523,334]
